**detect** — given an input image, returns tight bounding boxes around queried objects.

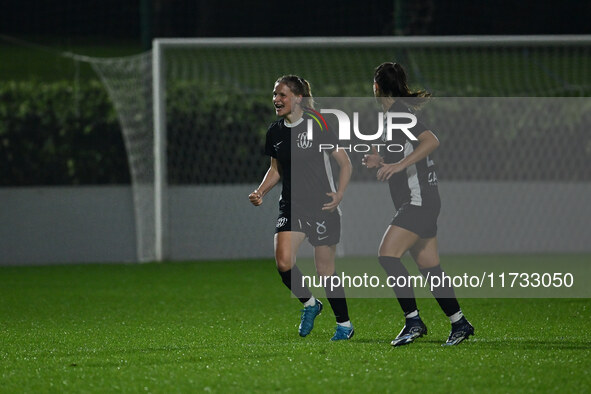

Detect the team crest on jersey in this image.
[276,217,288,228]
[296,131,313,149]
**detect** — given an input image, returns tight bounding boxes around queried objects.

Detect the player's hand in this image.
[322,192,342,212]
[249,190,263,206]
[377,161,404,181]
[362,146,383,168]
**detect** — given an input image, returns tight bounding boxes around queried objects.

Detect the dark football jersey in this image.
[265,113,339,216]
[382,100,440,208]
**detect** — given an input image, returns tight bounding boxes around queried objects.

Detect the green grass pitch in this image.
[1,257,590,392]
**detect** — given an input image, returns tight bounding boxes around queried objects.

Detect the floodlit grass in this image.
[1,257,590,392]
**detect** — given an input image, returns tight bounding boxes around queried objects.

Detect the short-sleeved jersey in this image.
[382,100,440,209]
[265,113,339,216]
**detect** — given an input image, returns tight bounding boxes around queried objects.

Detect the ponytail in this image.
[374,62,431,99]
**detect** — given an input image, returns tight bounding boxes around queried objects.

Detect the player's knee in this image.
[378,243,404,259]
[315,264,334,277]
[275,252,293,272]
[416,258,440,269]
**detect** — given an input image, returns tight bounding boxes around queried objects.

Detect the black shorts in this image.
[390,202,440,239]
[275,210,341,246]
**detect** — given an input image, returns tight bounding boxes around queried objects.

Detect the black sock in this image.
[419,265,461,317]
[379,256,418,315]
[323,272,350,323]
[278,265,312,304]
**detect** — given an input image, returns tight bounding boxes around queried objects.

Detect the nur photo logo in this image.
[305,106,419,153]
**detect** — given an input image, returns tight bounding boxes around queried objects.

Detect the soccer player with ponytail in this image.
[363,62,474,346]
[249,75,354,340]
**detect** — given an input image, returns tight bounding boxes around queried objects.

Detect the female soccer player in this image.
[363,62,474,346]
[249,75,354,341]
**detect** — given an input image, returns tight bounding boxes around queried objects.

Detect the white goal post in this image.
[90,35,591,262]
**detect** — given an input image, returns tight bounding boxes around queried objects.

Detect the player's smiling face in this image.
[273,82,300,118]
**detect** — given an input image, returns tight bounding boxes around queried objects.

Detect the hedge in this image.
[1,81,589,186]
[0,80,129,185]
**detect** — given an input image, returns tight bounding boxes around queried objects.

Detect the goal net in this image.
[88,36,591,262]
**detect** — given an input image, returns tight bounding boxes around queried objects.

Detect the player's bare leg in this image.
[409,237,440,269]
[378,225,420,258]
[274,231,306,272]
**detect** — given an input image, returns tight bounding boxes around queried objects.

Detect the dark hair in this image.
[275,75,314,109]
[374,62,431,99]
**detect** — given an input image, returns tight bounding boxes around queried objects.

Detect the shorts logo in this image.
[316,221,327,235]
[296,131,312,150]
[276,217,288,228]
